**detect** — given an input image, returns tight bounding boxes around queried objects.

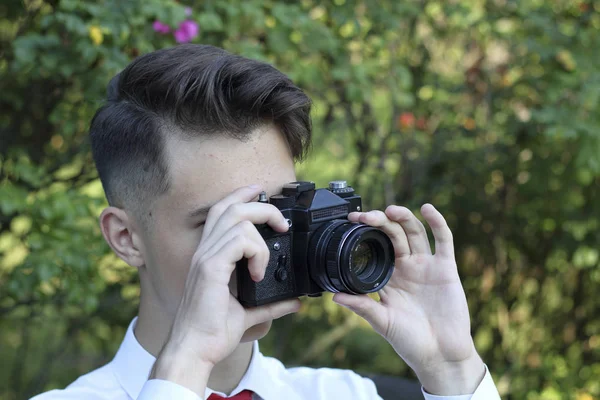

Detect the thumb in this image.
[245,298,302,328]
[333,293,388,335]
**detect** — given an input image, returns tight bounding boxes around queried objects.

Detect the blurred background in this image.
[1,0,599,399]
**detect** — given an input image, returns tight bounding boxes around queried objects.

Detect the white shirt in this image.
[31,318,500,400]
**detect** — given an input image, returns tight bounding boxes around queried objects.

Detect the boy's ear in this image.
[99,206,146,268]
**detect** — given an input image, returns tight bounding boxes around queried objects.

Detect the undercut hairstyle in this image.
[89,44,312,221]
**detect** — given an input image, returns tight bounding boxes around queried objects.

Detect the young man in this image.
[32,44,500,400]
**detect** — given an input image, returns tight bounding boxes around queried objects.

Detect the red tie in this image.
[207,389,254,400]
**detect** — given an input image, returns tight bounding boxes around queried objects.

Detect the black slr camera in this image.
[236,181,395,307]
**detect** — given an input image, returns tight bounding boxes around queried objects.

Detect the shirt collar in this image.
[110,317,280,400]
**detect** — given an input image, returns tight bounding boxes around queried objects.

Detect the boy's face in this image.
[137,125,296,341]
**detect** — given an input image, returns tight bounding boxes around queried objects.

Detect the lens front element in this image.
[310,220,395,294]
[350,240,375,276]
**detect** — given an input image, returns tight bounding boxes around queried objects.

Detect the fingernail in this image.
[249,184,261,189]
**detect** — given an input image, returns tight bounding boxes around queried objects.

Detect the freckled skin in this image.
[136,125,297,342]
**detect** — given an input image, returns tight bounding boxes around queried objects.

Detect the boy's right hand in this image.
[150,185,301,395]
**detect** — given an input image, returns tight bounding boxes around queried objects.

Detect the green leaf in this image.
[198,12,224,32]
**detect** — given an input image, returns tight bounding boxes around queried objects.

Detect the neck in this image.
[134,284,254,395]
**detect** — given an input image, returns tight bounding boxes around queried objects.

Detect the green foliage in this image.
[1,1,599,399]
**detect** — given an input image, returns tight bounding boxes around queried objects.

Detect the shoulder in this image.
[262,356,380,399]
[30,364,126,400]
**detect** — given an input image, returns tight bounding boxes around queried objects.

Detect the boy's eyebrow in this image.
[187,204,214,219]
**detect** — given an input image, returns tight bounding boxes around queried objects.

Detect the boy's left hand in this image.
[333,204,485,396]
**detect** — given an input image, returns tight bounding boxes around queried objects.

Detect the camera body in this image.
[236,181,394,307]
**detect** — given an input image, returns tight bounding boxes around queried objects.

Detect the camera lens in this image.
[350,240,375,276]
[309,220,395,294]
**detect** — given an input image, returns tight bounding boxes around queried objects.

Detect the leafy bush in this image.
[1,1,599,399]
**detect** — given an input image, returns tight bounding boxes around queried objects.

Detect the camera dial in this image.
[329,180,347,190]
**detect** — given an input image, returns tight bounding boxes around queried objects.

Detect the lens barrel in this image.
[310,220,395,294]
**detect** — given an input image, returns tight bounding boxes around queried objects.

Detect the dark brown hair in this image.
[90,44,311,215]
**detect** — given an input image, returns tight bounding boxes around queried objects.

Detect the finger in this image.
[332,293,388,336]
[354,210,410,258]
[199,220,270,281]
[244,298,302,328]
[200,218,259,257]
[206,202,288,248]
[347,211,361,223]
[202,185,264,239]
[195,234,263,285]
[420,204,454,258]
[385,205,431,255]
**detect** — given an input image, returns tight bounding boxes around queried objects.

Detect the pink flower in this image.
[173,20,199,43]
[152,20,171,34]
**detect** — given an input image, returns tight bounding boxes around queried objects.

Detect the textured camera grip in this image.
[236,234,297,307]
